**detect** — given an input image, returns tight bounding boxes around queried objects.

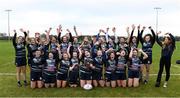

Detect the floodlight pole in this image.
[5,9,12,41]
[154,7,161,33]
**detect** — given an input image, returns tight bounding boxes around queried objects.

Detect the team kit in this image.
[12,25,175,89]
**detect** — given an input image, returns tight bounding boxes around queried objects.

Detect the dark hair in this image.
[163,36,172,45]
[50,35,57,41]
[119,49,126,54]
[108,51,115,59]
[144,34,153,42]
[48,51,54,55]
[119,37,126,40]
[62,52,69,59]
[35,49,42,54]
[133,48,138,52]
[132,36,137,39]
[84,50,90,53]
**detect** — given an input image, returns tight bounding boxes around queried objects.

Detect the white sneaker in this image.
[163,82,167,88]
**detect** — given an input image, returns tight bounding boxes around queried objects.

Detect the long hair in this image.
[143,34,153,42]
[162,36,173,49]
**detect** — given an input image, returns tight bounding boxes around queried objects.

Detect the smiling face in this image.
[17,36,23,44]
[30,38,36,44]
[164,37,171,45]
[51,36,56,43]
[48,52,54,59]
[40,37,46,44]
[144,35,151,42]
[63,53,69,60]
[63,36,68,42]
[119,37,125,43]
[97,50,102,57]
[133,49,138,56]
[35,50,41,58]
[72,52,78,58]
[132,37,137,43]
[85,50,90,57]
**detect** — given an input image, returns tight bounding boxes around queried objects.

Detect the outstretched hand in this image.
[20,28,25,32]
[73,25,76,31]
[101,29,105,33]
[142,26,146,30]
[112,27,116,33]
[45,27,52,34]
[148,26,152,29]
[106,27,109,33]
[165,32,170,35]
[13,30,17,33]
[137,25,140,29]
[126,27,129,32]
[131,24,135,30]
[57,25,62,34]
[157,31,162,35]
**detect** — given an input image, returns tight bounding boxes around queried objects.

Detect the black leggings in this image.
[156,57,171,82]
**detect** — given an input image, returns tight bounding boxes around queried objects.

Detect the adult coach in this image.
[155,31,176,88]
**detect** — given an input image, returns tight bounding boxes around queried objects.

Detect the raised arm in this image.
[95,29,102,42]
[45,27,52,43]
[136,25,140,46]
[129,48,133,59]
[106,28,109,43]
[128,24,135,44]
[66,29,73,43]
[112,27,118,43]
[23,30,30,44]
[139,26,145,44]
[12,30,17,47]
[156,31,163,47]
[126,27,130,44]
[148,26,156,45]
[20,28,27,45]
[102,28,111,43]
[167,33,176,49]
[78,47,82,59]
[73,26,78,37]
[57,25,62,43]
[79,40,84,49]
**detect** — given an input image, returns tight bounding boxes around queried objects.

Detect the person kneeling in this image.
[128,48,148,87]
[30,50,44,89]
[43,52,56,88]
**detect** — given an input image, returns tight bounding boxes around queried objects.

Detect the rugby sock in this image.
[24,80,27,83]
[24,80,28,86]
[17,81,22,87]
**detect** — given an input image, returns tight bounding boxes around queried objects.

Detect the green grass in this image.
[0,40,180,97]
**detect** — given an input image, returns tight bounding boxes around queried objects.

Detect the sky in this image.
[0,0,180,37]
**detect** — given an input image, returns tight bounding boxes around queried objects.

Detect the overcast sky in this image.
[0,0,180,36]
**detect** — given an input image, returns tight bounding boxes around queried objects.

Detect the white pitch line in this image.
[0,73,16,76]
[0,61,13,66]
[149,74,180,76]
[172,64,180,69]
